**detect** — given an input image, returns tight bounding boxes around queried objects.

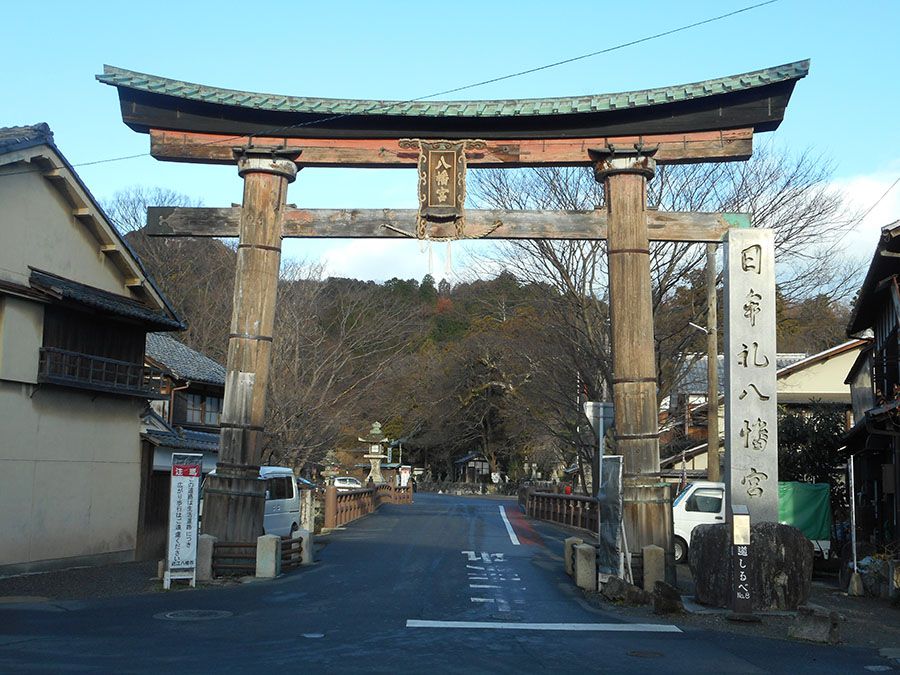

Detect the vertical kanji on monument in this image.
[201,147,300,542]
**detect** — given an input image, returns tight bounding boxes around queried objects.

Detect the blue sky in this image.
[3,1,898,282]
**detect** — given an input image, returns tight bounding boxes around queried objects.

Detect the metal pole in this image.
[849,455,858,574]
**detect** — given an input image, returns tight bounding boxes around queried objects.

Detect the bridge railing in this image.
[323,483,413,529]
[525,490,598,533]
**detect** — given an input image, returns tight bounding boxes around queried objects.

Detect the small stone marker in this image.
[642,545,665,593]
[256,534,281,578]
[574,544,597,591]
[564,537,583,577]
[196,534,217,581]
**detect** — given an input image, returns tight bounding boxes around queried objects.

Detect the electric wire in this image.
[6,0,782,175]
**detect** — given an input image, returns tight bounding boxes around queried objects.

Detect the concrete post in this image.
[295,528,314,565]
[564,537,584,577]
[256,534,281,578]
[300,489,315,532]
[196,534,217,582]
[642,544,665,593]
[202,147,300,543]
[574,544,598,591]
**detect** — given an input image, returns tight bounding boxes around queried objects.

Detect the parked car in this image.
[201,466,301,537]
[333,476,363,492]
[672,480,833,564]
[672,481,725,564]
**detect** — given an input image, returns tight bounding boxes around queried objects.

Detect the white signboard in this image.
[399,465,411,488]
[724,229,778,523]
[164,452,203,589]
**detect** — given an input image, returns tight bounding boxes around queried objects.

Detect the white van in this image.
[673,480,832,561]
[201,466,301,537]
[672,481,725,564]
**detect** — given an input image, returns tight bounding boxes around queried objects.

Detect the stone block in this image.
[601,576,651,606]
[688,522,812,610]
[574,544,597,591]
[564,537,583,577]
[295,528,313,565]
[787,605,843,644]
[255,534,281,579]
[642,544,665,593]
[653,580,684,615]
[196,534,217,582]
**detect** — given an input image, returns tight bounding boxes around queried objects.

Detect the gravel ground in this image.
[0,560,160,602]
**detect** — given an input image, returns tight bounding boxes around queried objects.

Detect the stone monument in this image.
[360,422,387,484]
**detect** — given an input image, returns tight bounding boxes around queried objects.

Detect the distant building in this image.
[0,124,183,574]
[661,341,866,480]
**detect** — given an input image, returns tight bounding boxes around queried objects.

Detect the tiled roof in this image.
[145,332,225,386]
[143,428,219,452]
[0,123,53,154]
[674,353,808,395]
[97,61,809,119]
[29,269,183,330]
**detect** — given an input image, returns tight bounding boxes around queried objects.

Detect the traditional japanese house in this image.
[844,220,900,549]
[0,124,183,574]
[136,333,225,558]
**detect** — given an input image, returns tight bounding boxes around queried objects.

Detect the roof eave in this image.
[98,61,809,141]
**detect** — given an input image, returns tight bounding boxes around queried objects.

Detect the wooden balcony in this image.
[38,347,165,399]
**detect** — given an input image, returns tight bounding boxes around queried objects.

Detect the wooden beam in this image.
[146,206,747,242]
[149,128,753,168]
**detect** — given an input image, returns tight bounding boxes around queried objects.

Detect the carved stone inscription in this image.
[724,228,778,523]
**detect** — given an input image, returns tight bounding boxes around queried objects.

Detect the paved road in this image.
[0,494,892,673]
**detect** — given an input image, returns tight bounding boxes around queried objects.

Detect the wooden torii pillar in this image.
[200,147,299,542]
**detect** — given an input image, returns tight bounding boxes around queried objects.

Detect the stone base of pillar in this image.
[623,479,675,587]
[201,465,266,542]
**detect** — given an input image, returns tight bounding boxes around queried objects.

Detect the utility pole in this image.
[706,243,720,482]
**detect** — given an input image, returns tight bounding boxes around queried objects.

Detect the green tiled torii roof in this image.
[98,61,809,119]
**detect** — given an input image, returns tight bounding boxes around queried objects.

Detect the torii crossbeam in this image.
[99,61,808,568]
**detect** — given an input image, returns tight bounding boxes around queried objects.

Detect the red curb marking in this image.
[504,505,541,546]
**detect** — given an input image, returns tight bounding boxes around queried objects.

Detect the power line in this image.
[830,175,900,248]
[7,0,782,175]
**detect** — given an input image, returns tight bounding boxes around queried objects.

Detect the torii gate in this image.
[99,61,807,559]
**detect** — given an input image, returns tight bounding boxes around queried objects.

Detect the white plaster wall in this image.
[0,165,125,294]
[0,382,143,566]
[0,296,43,383]
[777,348,862,404]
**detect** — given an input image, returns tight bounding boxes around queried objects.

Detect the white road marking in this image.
[466,565,485,571]
[407,620,682,633]
[469,584,500,589]
[461,551,478,561]
[498,506,520,546]
[470,598,495,603]
[468,576,488,580]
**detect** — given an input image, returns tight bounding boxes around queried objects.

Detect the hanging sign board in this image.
[164,452,203,589]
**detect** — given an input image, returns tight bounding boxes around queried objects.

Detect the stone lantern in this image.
[359,422,387,484]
